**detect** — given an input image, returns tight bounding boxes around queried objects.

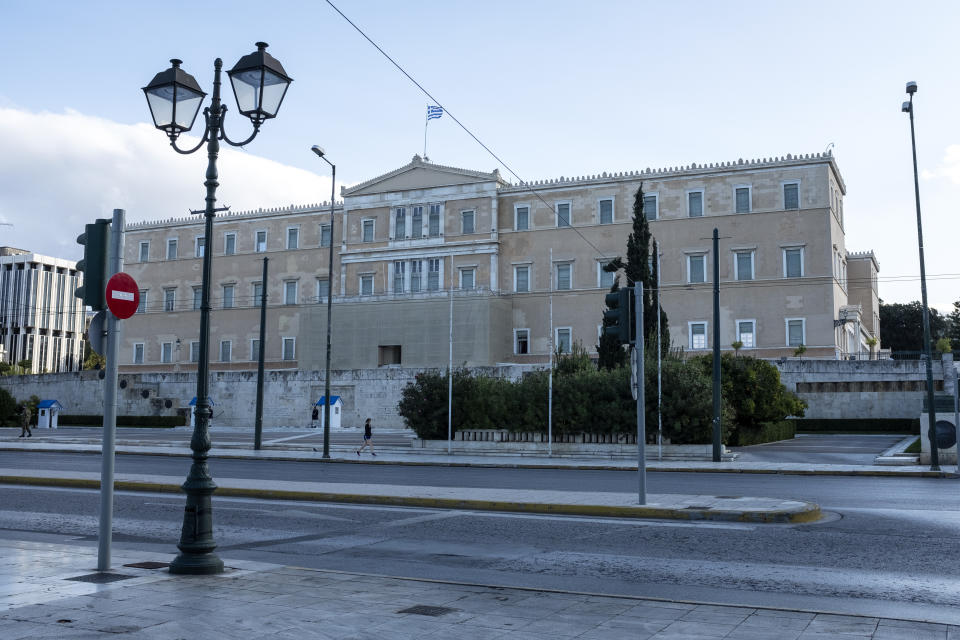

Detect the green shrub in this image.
[734,420,796,446]
[0,387,16,427]
[57,415,185,427]
[791,418,919,434]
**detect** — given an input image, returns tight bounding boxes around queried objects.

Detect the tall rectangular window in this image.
[735,251,754,281]
[784,182,799,210]
[255,230,267,252]
[460,268,475,290]
[556,203,571,227]
[429,204,441,236]
[556,328,571,354]
[737,320,755,348]
[362,219,374,242]
[252,282,263,306]
[599,264,615,288]
[284,280,297,305]
[689,322,707,350]
[784,247,803,278]
[166,238,178,260]
[222,284,235,309]
[139,241,150,262]
[133,343,144,364]
[643,195,658,220]
[410,260,422,292]
[193,286,202,310]
[599,199,613,224]
[515,329,530,355]
[688,191,703,217]
[735,187,751,213]
[395,207,406,238]
[515,265,529,293]
[250,339,260,361]
[515,205,529,231]
[360,275,374,296]
[787,318,805,347]
[224,233,236,255]
[137,290,148,314]
[428,258,440,291]
[393,261,405,294]
[164,288,176,312]
[219,340,232,362]
[286,227,299,249]
[282,338,296,361]
[320,224,332,247]
[161,342,173,364]
[462,210,475,234]
[556,263,571,290]
[412,206,423,238]
[688,255,706,283]
[316,278,329,300]
[190,341,200,363]
[195,237,205,258]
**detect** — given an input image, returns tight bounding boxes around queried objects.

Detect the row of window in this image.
[509,182,803,231]
[684,247,805,284]
[132,337,296,365]
[139,278,330,313]
[138,225,333,262]
[510,318,808,356]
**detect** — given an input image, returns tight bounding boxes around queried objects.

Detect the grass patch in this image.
[904,437,921,454]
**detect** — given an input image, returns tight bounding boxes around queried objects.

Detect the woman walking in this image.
[356,418,375,456]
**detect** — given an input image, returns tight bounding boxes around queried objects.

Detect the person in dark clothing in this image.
[311,405,319,427]
[356,418,375,456]
[18,405,32,438]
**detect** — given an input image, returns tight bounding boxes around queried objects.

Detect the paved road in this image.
[0,450,953,511]
[1,482,958,624]
[734,433,907,465]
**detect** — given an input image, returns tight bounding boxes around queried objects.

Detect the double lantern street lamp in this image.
[142,42,292,575]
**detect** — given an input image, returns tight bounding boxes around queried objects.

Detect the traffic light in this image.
[603,287,634,345]
[75,219,111,310]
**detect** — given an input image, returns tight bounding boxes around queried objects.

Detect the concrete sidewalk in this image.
[0,437,950,477]
[1,539,957,639]
[0,467,821,523]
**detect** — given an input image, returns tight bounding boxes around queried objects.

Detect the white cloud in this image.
[921,144,960,184]
[0,107,330,260]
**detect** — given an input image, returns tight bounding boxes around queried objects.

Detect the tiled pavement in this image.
[1,540,957,639]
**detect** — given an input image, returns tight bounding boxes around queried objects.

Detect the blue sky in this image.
[1,0,958,310]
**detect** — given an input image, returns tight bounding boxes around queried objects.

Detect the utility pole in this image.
[712,228,721,462]
[254,257,268,450]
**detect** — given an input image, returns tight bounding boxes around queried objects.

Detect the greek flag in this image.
[426,105,443,120]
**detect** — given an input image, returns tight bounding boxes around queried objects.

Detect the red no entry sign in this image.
[106,272,140,319]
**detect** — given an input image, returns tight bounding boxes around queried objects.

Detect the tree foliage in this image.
[879,301,947,353]
[947,299,960,353]
[0,387,17,427]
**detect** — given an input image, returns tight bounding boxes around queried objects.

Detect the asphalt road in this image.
[1,481,959,624]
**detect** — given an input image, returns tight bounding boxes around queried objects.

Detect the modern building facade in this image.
[117,152,880,372]
[0,247,85,373]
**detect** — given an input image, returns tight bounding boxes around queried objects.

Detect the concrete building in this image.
[117,152,880,372]
[0,247,85,373]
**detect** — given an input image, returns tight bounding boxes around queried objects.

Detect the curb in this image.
[2,444,952,477]
[0,474,821,524]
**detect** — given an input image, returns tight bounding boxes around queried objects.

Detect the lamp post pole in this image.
[903,81,939,472]
[311,146,335,459]
[142,43,292,574]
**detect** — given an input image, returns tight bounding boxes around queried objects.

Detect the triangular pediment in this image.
[343,155,504,197]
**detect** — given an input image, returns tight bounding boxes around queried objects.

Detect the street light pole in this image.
[142,43,292,574]
[311,146,336,459]
[902,81,940,472]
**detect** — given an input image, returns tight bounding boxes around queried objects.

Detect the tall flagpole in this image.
[423,104,429,160]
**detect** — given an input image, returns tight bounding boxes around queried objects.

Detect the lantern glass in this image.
[145,83,204,131]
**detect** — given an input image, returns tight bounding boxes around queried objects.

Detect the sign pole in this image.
[97,208,124,572]
[636,283,646,505]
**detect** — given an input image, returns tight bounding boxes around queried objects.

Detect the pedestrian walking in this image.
[311,405,319,428]
[356,418,375,456]
[18,405,32,438]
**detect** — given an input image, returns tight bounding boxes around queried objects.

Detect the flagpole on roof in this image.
[423,104,429,160]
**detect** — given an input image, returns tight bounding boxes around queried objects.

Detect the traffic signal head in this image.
[75,219,111,310]
[603,287,634,345]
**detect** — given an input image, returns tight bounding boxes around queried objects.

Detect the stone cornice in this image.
[342,154,507,197]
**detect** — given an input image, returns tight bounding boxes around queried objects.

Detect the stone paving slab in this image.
[0,467,820,523]
[0,540,958,639]
[0,439,951,477]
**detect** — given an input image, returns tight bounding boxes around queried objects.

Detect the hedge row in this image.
[791,418,919,434]
[398,354,805,446]
[735,420,796,446]
[57,414,185,428]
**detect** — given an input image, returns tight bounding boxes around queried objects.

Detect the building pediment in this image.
[343,155,505,197]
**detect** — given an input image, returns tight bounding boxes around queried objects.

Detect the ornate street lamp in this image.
[142,43,292,575]
[311,145,336,459]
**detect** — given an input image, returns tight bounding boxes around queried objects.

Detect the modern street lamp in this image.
[902,80,940,472]
[311,145,335,459]
[142,43,292,574]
